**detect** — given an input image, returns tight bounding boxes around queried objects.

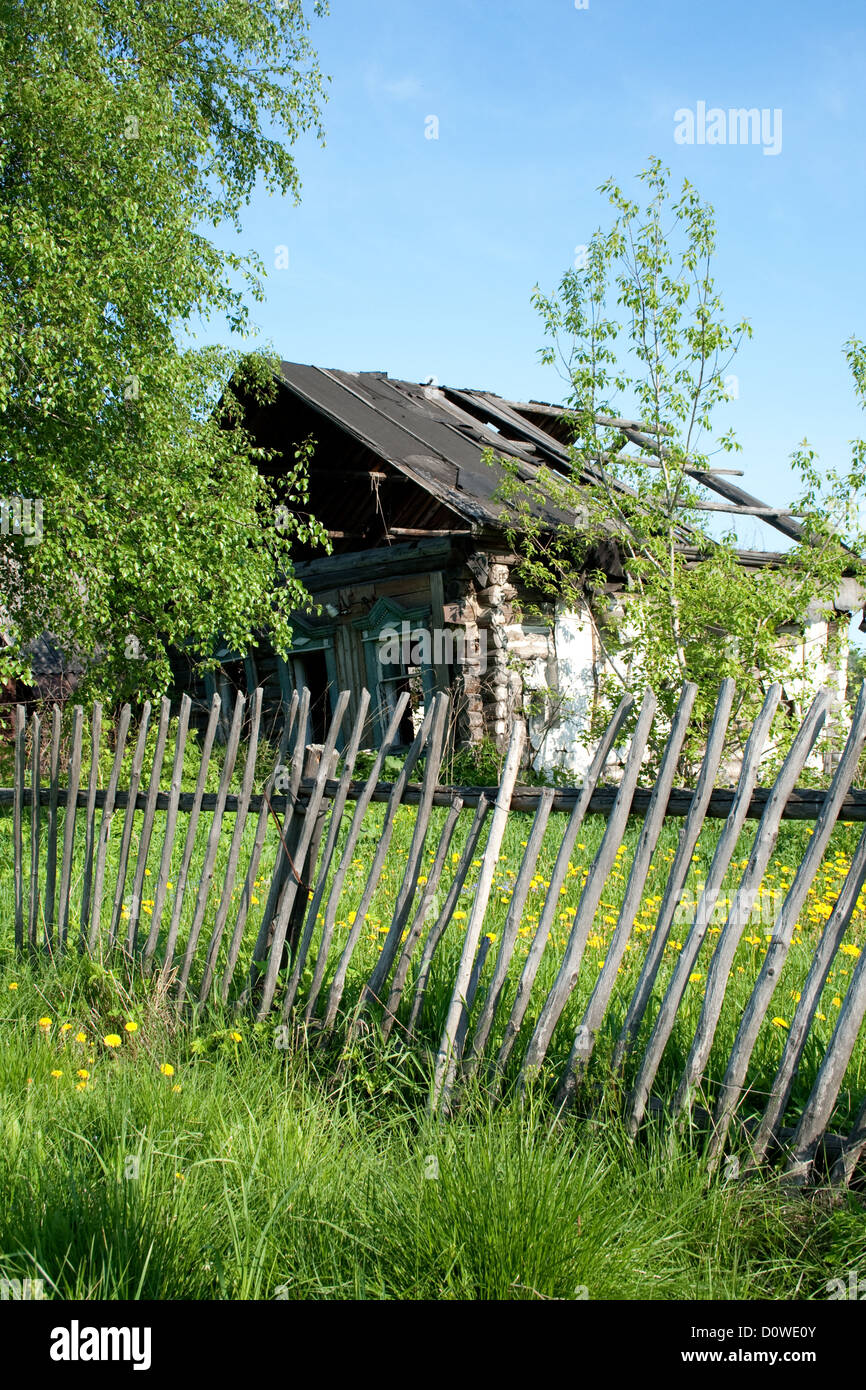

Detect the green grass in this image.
[2,722,866,1300]
[0,952,862,1301]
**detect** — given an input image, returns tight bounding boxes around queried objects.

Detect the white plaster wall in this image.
[524,606,601,781]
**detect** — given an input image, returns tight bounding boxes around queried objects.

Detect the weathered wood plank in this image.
[464,787,555,1074]
[87,705,132,950]
[43,706,61,945]
[125,698,172,953]
[784,936,866,1184]
[713,682,866,1167]
[143,695,192,964]
[320,699,435,1031]
[494,695,636,1076]
[556,683,697,1107]
[406,795,491,1040]
[255,691,350,1020]
[160,695,221,975]
[57,706,84,951]
[612,679,735,1074]
[220,694,298,1001]
[28,713,41,951]
[107,702,152,950]
[625,683,782,1136]
[361,693,450,1013]
[519,690,658,1086]
[257,688,310,950]
[381,794,464,1041]
[176,691,247,1004]
[282,690,371,1019]
[13,704,25,950]
[672,689,829,1120]
[78,704,103,946]
[432,720,525,1114]
[198,687,264,1005]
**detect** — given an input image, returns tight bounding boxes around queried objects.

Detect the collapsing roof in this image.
[271,362,819,570]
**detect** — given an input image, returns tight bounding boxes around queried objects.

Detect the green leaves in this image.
[494,160,860,779]
[0,0,328,703]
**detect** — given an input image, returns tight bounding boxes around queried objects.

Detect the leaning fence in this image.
[3,677,866,1187]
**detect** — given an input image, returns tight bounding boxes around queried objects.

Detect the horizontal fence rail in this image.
[3,681,866,1188]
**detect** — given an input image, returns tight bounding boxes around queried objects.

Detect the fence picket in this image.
[713,682,866,1167]
[28,713,41,950]
[13,704,25,950]
[406,795,491,1040]
[79,704,103,945]
[57,706,84,951]
[519,689,658,1086]
[784,937,866,1183]
[361,693,450,1013]
[321,699,436,1031]
[464,787,555,1074]
[302,692,411,1023]
[282,690,371,1019]
[495,695,635,1076]
[107,702,152,949]
[143,695,192,964]
[626,683,782,1136]
[161,695,221,975]
[43,706,61,946]
[556,683,697,1107]
[432,719,525,1114]
[381,794,464,1042]
[671,689,829,1120]
[198,688,263,1005]
[126,697,172,953]
[612,679,736,1075]
[88,704,132,950]
[176,691,247,1003]
[220,694,298,1001]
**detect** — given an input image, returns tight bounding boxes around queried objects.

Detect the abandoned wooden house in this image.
[169,362,862,778]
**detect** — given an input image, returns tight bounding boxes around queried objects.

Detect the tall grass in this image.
[0,952,862,1301]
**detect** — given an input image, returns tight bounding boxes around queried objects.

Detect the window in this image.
[355,597,437,747]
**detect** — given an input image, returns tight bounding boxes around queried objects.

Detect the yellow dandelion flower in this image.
[771,1017,789,1028]
[124,1021,139,1033]
[77,1069,89,1080]
[689,973,702,984]
[832,996,842,1008]
[50,1069,62,1079]
[75,1081,86,1091]
[38,1016,52,1031]
[75,1031,87,1043]
[102,1034,122,1048]
[61,1022,72,1033]
[8,982,18,990]
[160,1063,175,1076]
[171,1084,182,1093]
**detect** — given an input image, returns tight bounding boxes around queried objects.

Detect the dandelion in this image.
[832,996,842,1008]
[771,1018,789,1028]
[75,1031,87,1044]
[8,982,18,990]
[61,1022,72,1033]
[175,1172,185,1182]
[171,1085,182,1093]
[124,1021,138,1034]
[50,1069,62,1079]
[38,1016,52,1031]
[160,1063,175,1076]
[229,1031,242,1043]
[75,1081,86,1091]
[103,1034,122,1048]
[689,973,702,984]
[77,1069,89,1080]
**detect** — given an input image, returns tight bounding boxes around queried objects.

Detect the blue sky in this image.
[203,0,866,553]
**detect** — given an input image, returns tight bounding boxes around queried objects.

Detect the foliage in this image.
[0,0,330,706]
[491,159,863,778]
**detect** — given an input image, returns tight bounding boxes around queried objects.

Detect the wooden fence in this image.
[4,678,866,1187]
